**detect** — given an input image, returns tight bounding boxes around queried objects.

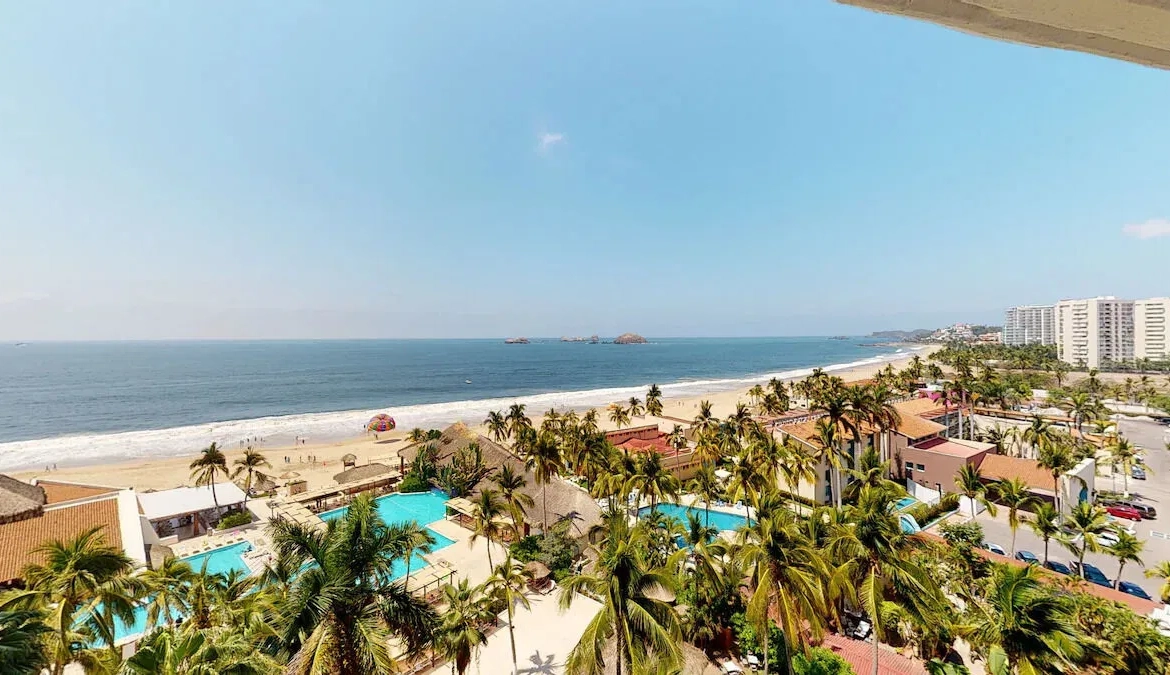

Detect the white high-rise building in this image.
[1055,297,1135,368]
[1135,297,1170,361]
[1003,305,1055,346]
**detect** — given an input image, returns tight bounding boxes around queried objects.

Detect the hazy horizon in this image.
[2,3,1166,341]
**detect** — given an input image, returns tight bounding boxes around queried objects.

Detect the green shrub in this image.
[730,612,787,666]
[215,511,252,529]
[907,493,961,527]
[508,535,542,563]
[793,647,855,675]
[398,472,431,493]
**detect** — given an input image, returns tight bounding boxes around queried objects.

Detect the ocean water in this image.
[0,337,915,470]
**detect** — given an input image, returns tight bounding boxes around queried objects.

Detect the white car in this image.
[983,542,1007,555]
[1097,530,1120,547]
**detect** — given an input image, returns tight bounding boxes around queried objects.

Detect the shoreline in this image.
[8,346,936,490]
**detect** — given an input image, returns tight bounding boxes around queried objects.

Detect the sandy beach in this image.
[11,347,935,492]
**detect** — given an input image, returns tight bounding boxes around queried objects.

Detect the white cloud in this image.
[537,131,565,153]
[1122,218,1170,239]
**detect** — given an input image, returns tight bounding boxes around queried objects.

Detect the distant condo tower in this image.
[1055,297,1134,368]
[1003,305,1055,346]
[1135,297,1170,361]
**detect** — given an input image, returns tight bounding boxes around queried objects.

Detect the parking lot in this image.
[964,417,1170,599]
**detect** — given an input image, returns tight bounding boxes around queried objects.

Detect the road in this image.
[968,417,1170,598]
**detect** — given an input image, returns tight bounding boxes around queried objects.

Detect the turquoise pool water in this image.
[895,497,918,511]
[319,489,455,580]
[640,503,751,532]
[181,541,253,577]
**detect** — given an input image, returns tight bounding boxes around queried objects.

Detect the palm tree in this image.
[17,527,140,675]
[469,488,506,569]
[0,606,48,675]
[1036,442,1075,515]
[1060,501,1111,580]
[607,403,631,429]
[1063,392,1098,434]
[992,478,1035,556]
[740,507,829,674]
[437,579,490,675]
[408,427,429,443]
[506,403,531,440]
[727,450,765,523]
[1029,502,1061,564]
[124,626,278,674]
[866,384,902,464]
[626,397,644,418]
[693,400,717,437]
[688,463,722,526]
[484,555,533,675]
[646,384,664,417]
[1145,561,1170,602]
[581,409,600,435]
[667,424,687,453]
[812,418,847,509]
[398,521,437,589]
[231,448,270,508]
[1107,530,1145,590]
[485,411,509,442]
[627,451,680,514]
[1021,416,1055,458]
[560,516,682,675]
[268,493,438,674]
[140,556,194,628]
[189,442,229,507]
[828,487,945,675]
[492,465,535,536]
[525,432,562,538]
[967,564,1084,674]
[748,384,766,408]
[1110,437,1139,493]
[728,402,756,439]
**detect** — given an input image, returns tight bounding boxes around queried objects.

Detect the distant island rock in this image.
[504,337,530,344]
[867,329,933,341]
[613,333,647,345]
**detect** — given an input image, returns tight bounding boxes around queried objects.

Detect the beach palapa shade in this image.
[367,414,396,432]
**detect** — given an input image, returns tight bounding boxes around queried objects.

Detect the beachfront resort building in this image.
[1055,296,1135,368]
[1003,304,1055,346]
[604,424,701,481]
[137,482,248,543]
[0,476,148,586]
[1135,297,1170,361]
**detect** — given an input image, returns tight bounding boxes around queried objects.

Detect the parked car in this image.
[1097,529,1121,547]
[1106,504,1143,521]
[1014,550,1040,565]
[1119,581,1153,601]
[1044,560,1072,576]
[1132,466,1147,480]
[983,542,1006,556]
[1129,503,1157,519]
[1072,562,1112,588]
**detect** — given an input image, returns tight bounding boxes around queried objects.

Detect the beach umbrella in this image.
[367,414,396,433]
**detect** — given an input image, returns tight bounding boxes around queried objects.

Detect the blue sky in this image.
[1,2,1168,340]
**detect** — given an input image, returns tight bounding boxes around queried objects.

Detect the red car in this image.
[1107,505,1143,521]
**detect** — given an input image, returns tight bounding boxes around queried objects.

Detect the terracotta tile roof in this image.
[977,454,1056,492]
[36,481,117,505]
[819,634,926,675]
[0,497,122,584]
[893,397,948,419]
[780,418,878,450]
[892,414,946,440]
[910,437,993,459]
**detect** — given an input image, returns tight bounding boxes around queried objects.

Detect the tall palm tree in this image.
[484,555,533,675]
[484,411,509,442]
[812,418,846,509]
[866,384,902,464]
[124,625,278,674]
[667,424,687,453]
[727,450,765,523]
[1029,502,1061,564]
[190,442,229,507]
[991,478,1035,556]
[525,432,563,538]
[967,564,1084,674]
[231,448,270,508]
[1107,530,1145,590]
[607,403,631,430]
[1063,392,1098,434]
[627,397,645,418]
[469,488,506,570]
[828,487,945,675]
[140,556,194,628]
[1021,416,1055,459]
[408,427,429,444]
[506,403,531,440]
[748,384,766,408]
[437,579,490,675]
[627,451,680,514]
[693,400,717,437]
[740,507,829,675]
[646,385,664,417]
[16,527,140,675]
[580,409,600,435]
[268,493,438,674]
[492,465,535,536]
[728,402,756,439]
[684,463,722,526]
[1110,437,1139,493]
[1036,442,1075,515]
[560,516,682,675]
[1059,501,1111,580]
[398,521,437,590]
[0,604,48,675]
[1145,561,1170,603]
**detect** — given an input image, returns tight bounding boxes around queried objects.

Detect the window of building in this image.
[916,463,925,471]
[905,462,914,471]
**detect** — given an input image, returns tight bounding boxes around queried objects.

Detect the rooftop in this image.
[820,633,926,675]
[34,479,117,505]
[893,396,949,419]
[0,476,46,523]
[910,436,995,459]
[977,454,1056,492]
[137,482,247,522]
[892,414,947,440]
[0,496,122,584]
[780,418,879,450]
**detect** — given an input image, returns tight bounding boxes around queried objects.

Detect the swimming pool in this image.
[181,541,253,577]
[639,503,751,532]
[320,489,455,576]
[895,497,919,511]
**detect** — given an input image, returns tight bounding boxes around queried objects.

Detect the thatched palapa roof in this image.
[0,475,46,524]
[333,463,391,484]
[400,422,602,536]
